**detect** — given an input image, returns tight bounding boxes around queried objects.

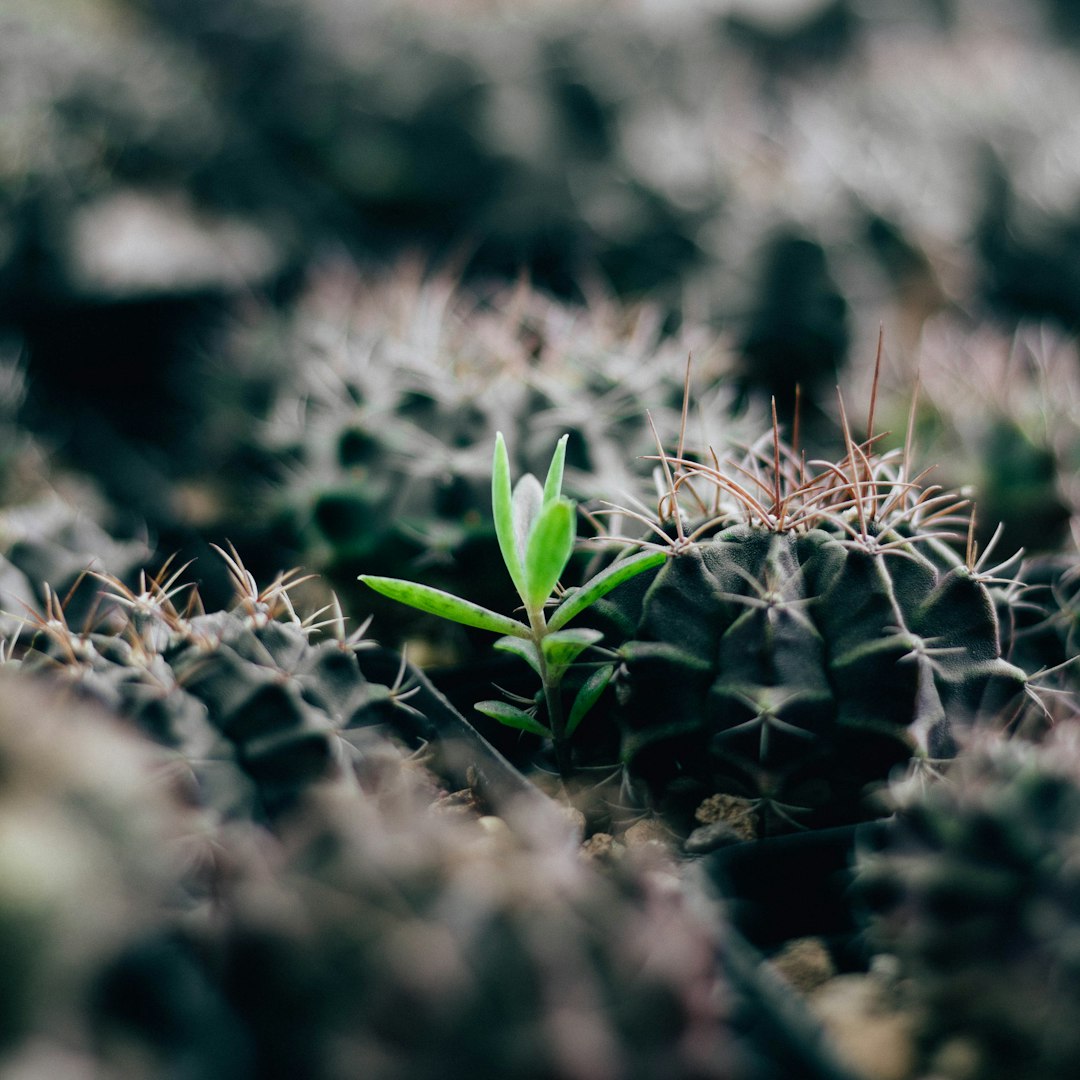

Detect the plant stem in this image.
[528,606,572,780]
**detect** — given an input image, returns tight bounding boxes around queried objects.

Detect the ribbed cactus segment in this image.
[855,729,1080,1080]
[13,552,413,823]
[606,520,1026,834]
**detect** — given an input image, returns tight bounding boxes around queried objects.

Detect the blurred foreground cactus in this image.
[0,676,203,1074]
[589,386,1031,837]
[204,755,755,1080]
[855,726,1080,1080]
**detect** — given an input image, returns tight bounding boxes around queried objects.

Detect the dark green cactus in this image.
[589,406,1030,837]
[13,545,422,824]
[854,726,1080,1080]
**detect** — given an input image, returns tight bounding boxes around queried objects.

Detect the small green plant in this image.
[361,433,665,777]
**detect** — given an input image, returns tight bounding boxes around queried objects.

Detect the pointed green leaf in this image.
[542,434,570,506]
[548,549,668,632]
[494,635,541,675]
[475,700,552,738]
[492,432,526,598]
[566,664,614,738]
[512,472,545,569]
[541,627,603,670]
[360,576,529,637]
[523,497,576,609]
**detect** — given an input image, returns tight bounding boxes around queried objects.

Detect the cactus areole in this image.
[591,404,1030,837]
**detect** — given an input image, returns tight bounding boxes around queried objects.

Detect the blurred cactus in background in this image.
[870,320,1080,557]
[0,349,148,635]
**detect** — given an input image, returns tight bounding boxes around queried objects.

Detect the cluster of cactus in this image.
[236,262,741,650]
[587,381,1031,837]
[14,0,1080,561]
[11,545,425,824]
[854,725,1080,1080]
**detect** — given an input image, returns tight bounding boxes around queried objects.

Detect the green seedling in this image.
[361,433,665,777]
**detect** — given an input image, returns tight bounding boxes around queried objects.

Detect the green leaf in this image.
[542,434,570,506]
[475,700,552,738]
[523,497,576,609]
[541,627,603,670]
[494,635,541,675]
[359,576,529,637]
[492,432,526,598]
[566,664,614,738]
[548,549,667,632]
[512,472,545,568]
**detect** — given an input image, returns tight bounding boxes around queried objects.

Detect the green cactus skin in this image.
[587,417,1030,838]
[13,552,421,824]
[854,727,1080,1080]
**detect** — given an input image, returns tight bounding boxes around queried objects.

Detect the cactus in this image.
[587,387,1031,838]
[854,725,1080,1080]
[12,544,423,825]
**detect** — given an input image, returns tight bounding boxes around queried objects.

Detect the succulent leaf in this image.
[522,496,576,610]
[360,575,530,637]
[567,663,615,737]
[474,700,552,737]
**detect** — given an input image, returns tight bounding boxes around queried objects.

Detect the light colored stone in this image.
[808,973,917,1080]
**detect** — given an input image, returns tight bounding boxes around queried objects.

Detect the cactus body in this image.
[591,432,1029,836]
[14,556,416,823]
